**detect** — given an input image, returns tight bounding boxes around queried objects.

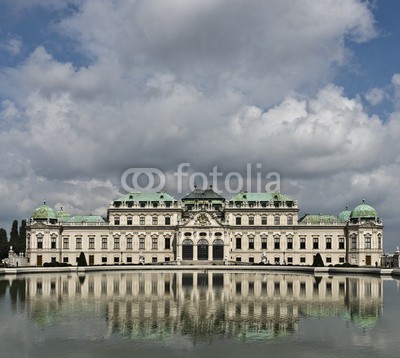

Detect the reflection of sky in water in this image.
[0,272,398,358]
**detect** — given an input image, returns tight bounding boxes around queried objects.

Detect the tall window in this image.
[365,236,371,249]
[51,237,56,249]
[63,237,69,249]
[236,237,242,250]
[300,237,306,250]
[152,238,158,250]
[351,236,357,249]
[274,216,280,225]
[287,237,293,250]
[114,237,120,250]
[89,238,95,249]
[152,216,158,225]
[165,237,171,250]
[114,216,120,225]
[261,216,267,225]
[274,237,280,250]
[236,216,242,225]
[140,216,145,225]
[378,235,382,249]
[287,216,293,225]
[339,237,345,250]
[127,237,132,249]
[313,237,319,250]
[249,216,254,225]
[165,216,171,225]
[127,217,132,225]
[261,237,267,250]
[102,237,107,249]
[139,237,145,250]
[37,237,43,249]
[326,238,332,250]
[248,237,254,250]
[76,237,82,250]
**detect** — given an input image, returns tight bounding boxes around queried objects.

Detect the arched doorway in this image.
[182,239,194,260]
[197,239,209,260]
[213,239,224,260]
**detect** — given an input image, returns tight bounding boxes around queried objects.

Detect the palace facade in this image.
[26,189,383,266]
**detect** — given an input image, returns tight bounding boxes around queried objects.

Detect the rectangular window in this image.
[165,256,170,262]
[127,237,132,249]
[37,238,43,249]
[326,257,332,263]
[351,237,357,249]
[127,256,132,263]
[339,237,345,250]
[236,237,242,250]
[274,237,280,250]
[313,237,319,250]
[300,237,306,250]
[274,257,280,264]
[287,216,293,225]
[326,237,332,250]
[274,216,280,225]
[261,237,267,250]
[236,257,241,262]
[102,257,107,264]
[165,237,171,250]
[114,257,120,264]
[152,238,158,250]
[102,237,107,249]
[63,257,69,263]
[249,257,254,263]
[51,237,56,249]
[339,257,345,263]
[114,238,120,250]
[152,257,158,263]
[76,237,82,250]
[300,256,306,264]
[287,237,293,250]
[114,217,120,225]
[165,217,171,225]
[127,217,132,225]
[287,257,293,264]
[249,217,254,225]
[365,237,371,249]
[139,238,145,250]
[236,216,241,225]
[152,216,158,225]
[63,237,69,249]
[89,238,95,250]
[261,216,267,225]
[248,237,254,250]
[378,236,382,249]
[140,216,145,225]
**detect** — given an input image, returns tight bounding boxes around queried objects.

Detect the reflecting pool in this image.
[0,271,399,357]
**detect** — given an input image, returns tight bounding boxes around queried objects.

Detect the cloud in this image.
[365,88,385,106]
[0,37,22,56]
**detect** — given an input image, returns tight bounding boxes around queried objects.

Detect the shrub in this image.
[77,252,87,266]
[312,253,324,267]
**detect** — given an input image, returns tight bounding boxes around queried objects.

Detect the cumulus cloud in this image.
[365,88,385,105]
[1,0,400,249]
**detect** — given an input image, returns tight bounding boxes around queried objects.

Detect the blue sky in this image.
[1,0,400,250]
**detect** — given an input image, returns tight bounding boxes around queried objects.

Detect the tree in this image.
[9,220,19,253]
[18,220,26,254]
[0,228,9,260]
[312,253,324,267]
[77,252,87,266]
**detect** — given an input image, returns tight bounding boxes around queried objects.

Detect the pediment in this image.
[29,221,51,229]
[181,212,225,228]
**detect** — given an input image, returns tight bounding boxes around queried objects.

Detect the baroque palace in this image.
[26,189,383,266]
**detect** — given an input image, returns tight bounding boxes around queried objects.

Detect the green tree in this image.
[312,253,324,267]
[77,252,87,266]
[9,220,19,253]
[18,220,26,253]
[0,228,9,261]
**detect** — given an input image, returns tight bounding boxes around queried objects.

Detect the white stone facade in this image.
[26,190,383,267]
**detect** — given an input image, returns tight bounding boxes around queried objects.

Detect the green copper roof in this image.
[350,203,378,219]
[115,192,176,202]
[182,188,225,202]
[56,208,70,219]
[299,214,338,224]
[338,208,351,222]
[32,204,56,220]
[59,215,105,223]
[230,192,294,202]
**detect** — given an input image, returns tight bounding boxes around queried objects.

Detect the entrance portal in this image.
[197,239,209,260]
[366,255,371,266]
[182,239,194,260]
[213,239,224,260]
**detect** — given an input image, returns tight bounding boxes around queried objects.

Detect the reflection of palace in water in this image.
[2,272,384,341]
